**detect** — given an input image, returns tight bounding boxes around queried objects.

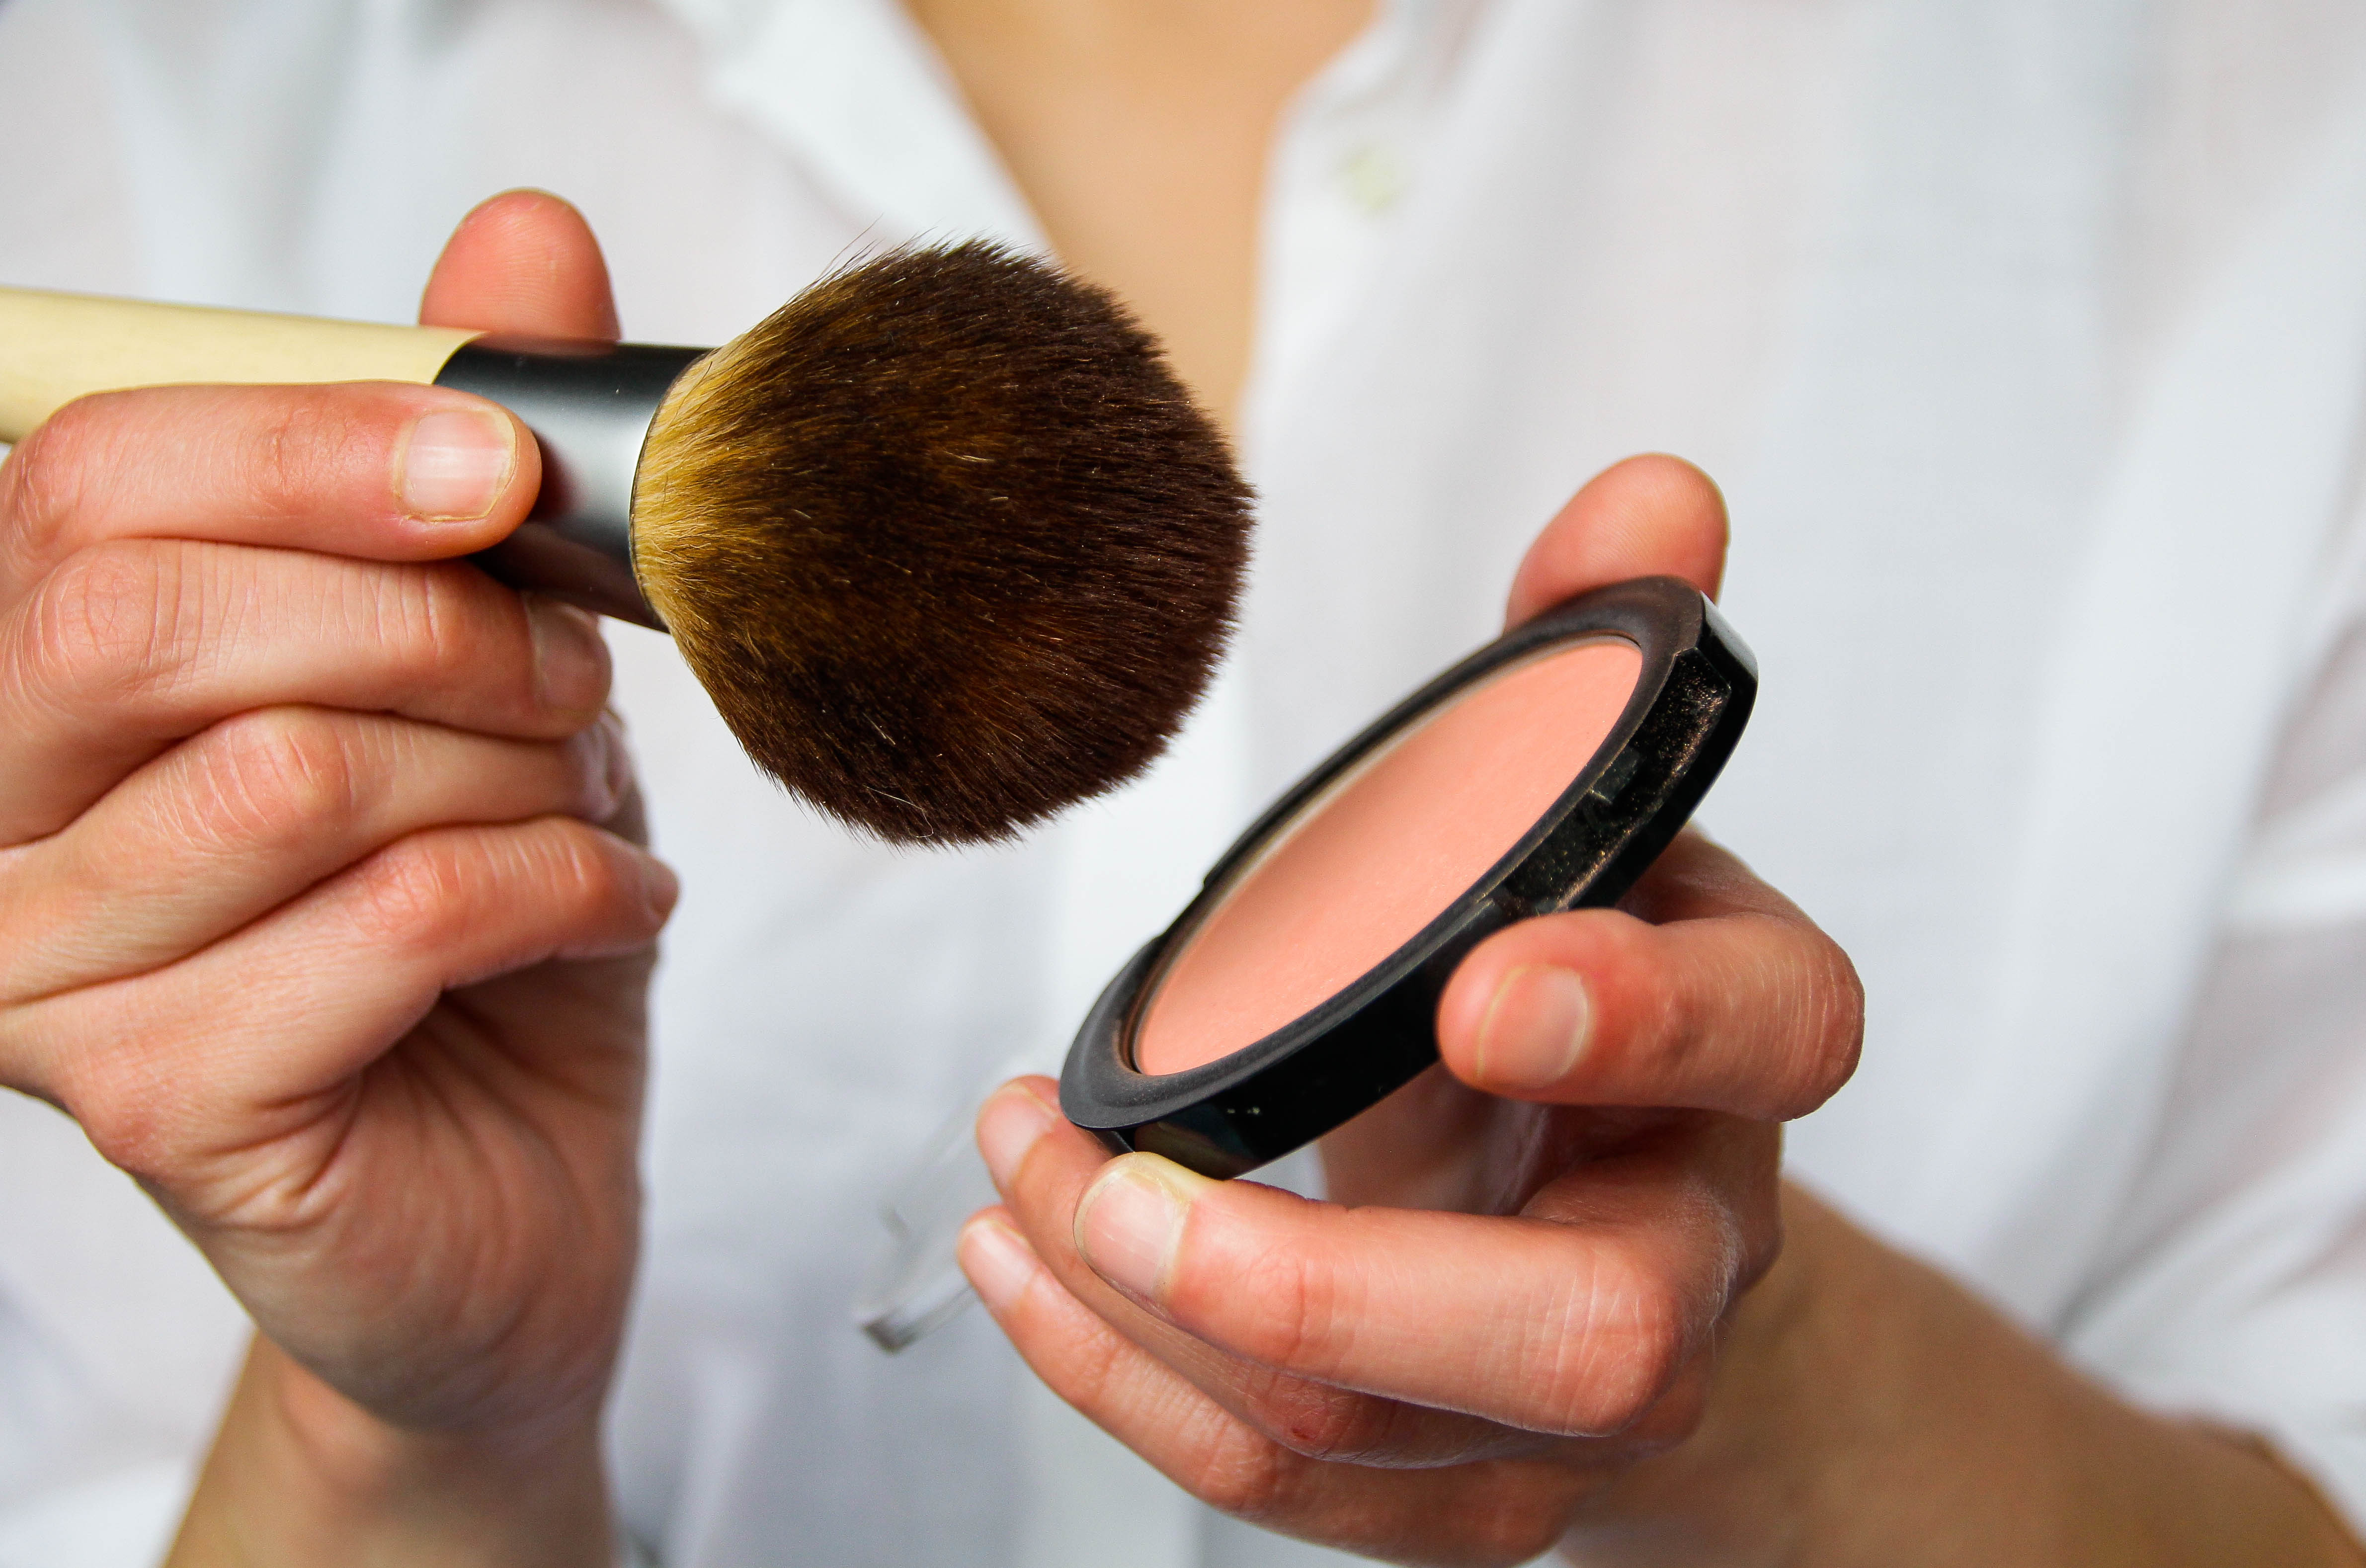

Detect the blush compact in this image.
[1059,575,1757,1179]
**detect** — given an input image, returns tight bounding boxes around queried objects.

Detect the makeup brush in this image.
[0,245,1251,844]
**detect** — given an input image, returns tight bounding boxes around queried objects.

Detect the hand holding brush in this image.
[0,191,694,1564]
[0,210,1250,845]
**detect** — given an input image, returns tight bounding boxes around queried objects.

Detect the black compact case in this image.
[1059,576,1758,1179]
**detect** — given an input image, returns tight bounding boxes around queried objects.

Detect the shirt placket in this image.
[621,6,1460,1565]
[1239,0,1451,477]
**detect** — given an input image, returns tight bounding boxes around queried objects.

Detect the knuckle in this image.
[1208,1242,1349,1381]
[1184,1428,1304,1522]
[363,565,456,675]
[18,539,177,686]
[188,708,368,851]
[1714,1147,1785,1291]
[345,821,641,958]
[1774,931,1865,1115]
[369,565,531,713]
[1050,1300,1141,1413]
[1027,1310,1305,1519]
[239,388,368,521]
[60,1055,180,1182]
[1591,916,1703,1080]
[1620,918,1690,1046]
[15,539,192,707]
[1249,1378,1393,1463]
[532,819,636,918]
[1624,1354,1715,1453]
[0,395,124,564]
[1471,1500,1578,1568]
[347,834,478,953]
[1544,1252,1691,1435]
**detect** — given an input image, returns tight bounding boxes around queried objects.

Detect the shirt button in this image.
[1337,142,1407,216]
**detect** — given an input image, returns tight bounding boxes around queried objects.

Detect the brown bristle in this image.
[630,243,1253,845]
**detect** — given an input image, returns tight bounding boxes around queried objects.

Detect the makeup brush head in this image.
[631,242,1251,845]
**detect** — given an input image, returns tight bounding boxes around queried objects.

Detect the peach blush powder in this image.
[1133,637,1645,1076]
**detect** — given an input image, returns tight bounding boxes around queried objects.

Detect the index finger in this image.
[1505,454,1727,627]
[0,380,540,600]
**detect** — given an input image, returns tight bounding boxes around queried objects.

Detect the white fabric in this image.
[5,0,2366,1562]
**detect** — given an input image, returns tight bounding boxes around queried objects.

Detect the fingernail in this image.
[526,595,609,712]
[601,711,635,815]
[958,1216,1039,1314]
[398,407,516,521]
[1473,965,1592,1090]
[977,1084,1056,1189]
[572,714,630,821]
[1073,1155,1207,1307]
[636,854,680,921]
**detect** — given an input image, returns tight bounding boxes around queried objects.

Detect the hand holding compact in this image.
[962,457,1864,1563]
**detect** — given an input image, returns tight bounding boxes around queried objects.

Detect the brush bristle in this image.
[630,243,1252,845]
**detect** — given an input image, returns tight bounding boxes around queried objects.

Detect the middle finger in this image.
[0,538,608,841]
[0,706,628,1004]
[1437,833,1864,1120]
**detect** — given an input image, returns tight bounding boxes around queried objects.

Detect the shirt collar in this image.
[653,0,1044,248]
[647,0,1463,255]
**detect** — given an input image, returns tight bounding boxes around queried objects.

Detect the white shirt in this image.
[5,0,2366,1563]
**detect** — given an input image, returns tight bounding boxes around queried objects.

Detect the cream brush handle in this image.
[0,284,699,630]
[0,286,479,442]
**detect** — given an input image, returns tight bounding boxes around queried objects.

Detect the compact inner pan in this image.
[1133,638,1644,1076]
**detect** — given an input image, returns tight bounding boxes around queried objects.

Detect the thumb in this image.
[419,189,621,340]
[1504,454,1729,628]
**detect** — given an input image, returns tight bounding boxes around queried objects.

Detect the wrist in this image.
[1569,1185,2366,1567]
[266,1337,605,1497]
[1557,1182,1905,1559]
[169,1337,616,1568]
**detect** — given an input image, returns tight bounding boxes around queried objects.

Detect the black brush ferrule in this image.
[437,337,710,631]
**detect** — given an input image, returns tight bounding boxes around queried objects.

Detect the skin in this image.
[0,7,2354,1566]
[0,190,659,1566]
[903,0,1375,421]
